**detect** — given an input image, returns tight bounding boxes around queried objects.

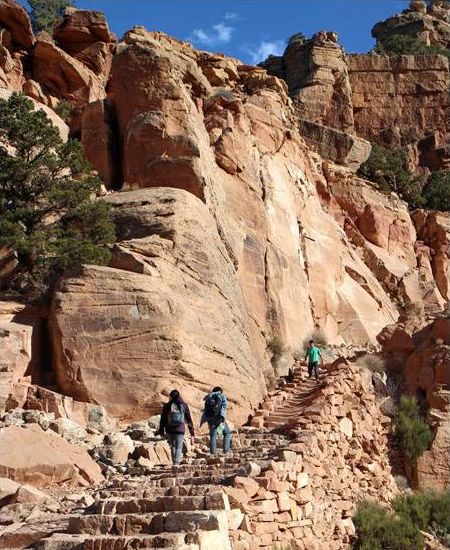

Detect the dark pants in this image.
[308,361,319,380]
[209,422,231,454]
[167,432,184,465]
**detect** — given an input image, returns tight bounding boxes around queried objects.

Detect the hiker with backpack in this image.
[157,389,195,466]
[304,339,324,381]
[201,386,231,455]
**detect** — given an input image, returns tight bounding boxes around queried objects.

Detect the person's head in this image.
[169,389,181,401]
[212,386,222,393]
[309,340,314,348]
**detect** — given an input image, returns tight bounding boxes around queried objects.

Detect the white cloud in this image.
[245,40,285,65]
[189,20,234,47]
[225,12,240,21]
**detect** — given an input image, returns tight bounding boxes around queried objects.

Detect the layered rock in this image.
[53,8,116,79]
[324,165,447,313]
[49,188,264,424]
[261,32,371,169]
[348,54,450,156]
[372,0,450,50]
[378,317,450,491]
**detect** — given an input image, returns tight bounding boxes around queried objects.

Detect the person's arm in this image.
[158,404,167,436]
[184,404,195,439]
[220,395,228,422]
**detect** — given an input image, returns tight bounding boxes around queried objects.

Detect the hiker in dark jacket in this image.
[157,389,195,466]
[200,386,231,455]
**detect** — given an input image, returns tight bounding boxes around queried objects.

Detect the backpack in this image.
[167,401,185,428]
[204,393,223,419]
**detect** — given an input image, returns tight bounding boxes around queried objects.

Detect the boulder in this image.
[32,33,105,108]
[0,0,34,48]
[0,424,103,487]
[54,8,115,48]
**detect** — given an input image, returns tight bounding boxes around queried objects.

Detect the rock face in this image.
[372,0,450,49]
[402,318,450,491]
[324,165,447,313]
[0,424,103,487]
[33,33,106,108]
[48,29,450,422]
[348,54,450,154]
[49,188,265,423]
[379,317,450,491]
[261,32,371,169]
[0,0,34,49]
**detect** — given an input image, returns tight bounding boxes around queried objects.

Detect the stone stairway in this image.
[33,428,296,550]
[4,367,336,550]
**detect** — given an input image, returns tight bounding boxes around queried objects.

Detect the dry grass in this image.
[301,330,328,352]
[359,353,386,374]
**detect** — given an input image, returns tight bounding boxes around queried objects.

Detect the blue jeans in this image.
[209,422,231,454]
[308,361,319,379]
[167,433,184,465]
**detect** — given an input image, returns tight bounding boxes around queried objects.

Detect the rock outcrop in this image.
[0,424,103,487]
[261,32,371,169]
[348,54,450,158]
[372,0,450,50]
[0,0,34,49]
[378,317,450,491]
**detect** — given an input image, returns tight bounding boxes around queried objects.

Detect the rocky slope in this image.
[0,0,448,426]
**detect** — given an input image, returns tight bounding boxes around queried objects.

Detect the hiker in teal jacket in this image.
[304,340,324,381]
[200,386,231,455]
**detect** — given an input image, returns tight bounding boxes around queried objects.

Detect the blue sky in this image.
[23,1,409,64]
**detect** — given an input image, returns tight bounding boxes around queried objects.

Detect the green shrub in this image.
[28,0,73,34]
[353,500,423,550]
[394,395,433,464]
[395,492,450,546]
[0,93,114,297]
[422,170,450,211]
[55,99,74,123]
[375,34,450,59]
[287,32,307,47]
[358,144,426,208]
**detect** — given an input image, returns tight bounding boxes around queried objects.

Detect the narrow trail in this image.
[5,367,330,550]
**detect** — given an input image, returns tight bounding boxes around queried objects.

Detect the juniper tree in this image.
[28,0,73,34]
[0,93,114,297]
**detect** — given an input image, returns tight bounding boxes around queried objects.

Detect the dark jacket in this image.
[158,399,195,436]
[200,391,228,427]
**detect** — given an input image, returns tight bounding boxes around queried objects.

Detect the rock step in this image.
[68,510,229,536]
[91,494,227,514]
[97,485,220,498]
[37,533,200,549]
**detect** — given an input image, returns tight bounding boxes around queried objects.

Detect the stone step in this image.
[68,510,229,536]
[37,533,200,549]
[91,493,228,515]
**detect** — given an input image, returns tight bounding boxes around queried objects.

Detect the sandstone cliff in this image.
[0,2,448,425]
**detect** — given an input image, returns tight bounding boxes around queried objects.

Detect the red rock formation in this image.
[0,424,103,487]
[53,8,116,79]
[379,317,449,491]
[0,0,34,49]
[32,32,106,108]
[348,54,450,156]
